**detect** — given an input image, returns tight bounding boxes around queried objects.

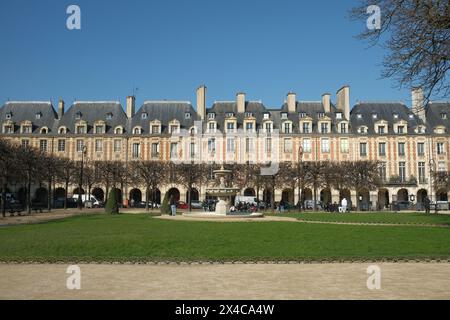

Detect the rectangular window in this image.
[321,138,330,153]
[399,162,406,182]
[379,162,387,182]
[151,143,159,158]
[23,126,31,134]
[379,143,386,156]
[151,125,160,134]
[21,139,29,148]
[360,143,367,157]
[417,142,425,156]
[265,138,272,154]
[320,123,328,134]
[340,139,349,153]
[170,125,179,133]
[284,138,292,153]
[227,138,235,152]
[438,161,446,172]
[39,140,47,152]
[265,122,272,133]
[132,143,140,159]
[418,162,426,183]
[340,123,347,134]
[284,123,292,134]
[302,122,310,133]
[398,142,405,156]
[95,139,103,152]
[245,138,253,153]
[397,126,405,134]
[114,140,122,152]
[303,138,311,153]
[76,139,84,152]
[170,143,178,158]
[378,126,385,134]
[190,142,196,157]
[437,142,445,155]
[246,122,254,132]
[58,139,66,152]
[95,125,104,134]
[208,122,216,132]
[226,122,235,132]
[76,126,86,134]
[208,139,215,154]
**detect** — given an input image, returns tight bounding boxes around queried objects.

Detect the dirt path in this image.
[0,263,449,300]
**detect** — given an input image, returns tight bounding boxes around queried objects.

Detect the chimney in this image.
[287,92,296,113]
[58,99,65,119]
[412,87,426,123]
[322,93,331,113]
[336,86,350,120]
[237,92,246,114]
[196,85,207,120]
[126,96,135,118]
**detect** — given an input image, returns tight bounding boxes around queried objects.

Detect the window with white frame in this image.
[321,138,330,153]
[132,143,140,159]
[95,139,103,152]
[340,138,349,153]
[437,142,445,155]
[284,138,292,153]
[58,139,66,152]
[303,138,311,153]
[114,140,122,152]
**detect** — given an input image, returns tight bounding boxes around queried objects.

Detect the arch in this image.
[53,187,66,201]
[302,188,313,201]
[377,188,390,210]
[397,188,409,202]
[243,188,256,197]
[18,187,27,205]
[263,189,272,206]
[436,188,448,201]
[149,188,161,205]
[281,189,294,204]
[339,189,351,201]
[357,189,370,211]
[186,188,199,202]
[416,189,428,211]
[73,187,85,196]
[92,188,104,202]
[129,188,142,205]
[320,188,332,205]
[167,188,180,202]
[34,187,48,204]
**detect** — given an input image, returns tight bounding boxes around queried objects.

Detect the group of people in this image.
[229,202,258,214]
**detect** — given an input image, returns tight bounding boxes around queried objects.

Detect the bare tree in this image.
[347,161,382,210]
[175,162,208,211]
[351,0,450,101]
[0,139,20,217]
[55,158,76,210]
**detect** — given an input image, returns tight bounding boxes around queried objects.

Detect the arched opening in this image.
[243,188,256,197]
[53,188,66,201]
[186,188,199,202]
[417,189,428,210]
[92,188,104,202]
[129,189,142,206]
[34,187,48,204]
[436,189,448,201]
[73,187,85,196]
[149,188,161,205]
[168,188,180,202]
[281,189,294,204]
[263,189,272,206]
[18,187,27,205]
[397,189,409,202]
[114,188,123,205]
[357,189,370,211]
[301,188,313,201]
[377,189,390,210]
[320,188,332,205]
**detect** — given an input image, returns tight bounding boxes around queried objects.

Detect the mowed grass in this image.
[268,212,450,226]
[0,214,449,262]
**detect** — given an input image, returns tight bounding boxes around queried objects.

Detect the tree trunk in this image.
[27,170,31,215]
[64,180,68,210]
[1,181,6,218]
[145,187,150,211]
[47,177,52,212]
[313,186,318,211]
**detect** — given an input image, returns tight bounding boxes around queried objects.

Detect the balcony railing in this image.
[384,175,418,186]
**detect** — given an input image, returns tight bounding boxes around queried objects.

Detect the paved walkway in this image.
[0,263,449,300]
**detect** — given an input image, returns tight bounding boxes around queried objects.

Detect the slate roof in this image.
[425,102,450,132]
[0,101,57,133]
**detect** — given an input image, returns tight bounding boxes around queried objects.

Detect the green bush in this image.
[160,192,170,215]
[105,188,120,215]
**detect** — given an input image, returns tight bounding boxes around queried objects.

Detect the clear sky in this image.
[0,0,419,111]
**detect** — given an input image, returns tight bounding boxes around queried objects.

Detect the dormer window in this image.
[318,112,325,119]
[106,113,113,120]
[76,125,86,134]
[208,122,216,132]
[114,127,123,134]
[372,114,378,119]
[357,126,368,134]
[226,112,234,118]
[35,112,42,119]
[299,112,307,118]
[169,124,180,134]
[397,125,405,134]
[133,127,142,135]
[244,112,253,118]
[185,112,191,119]
[409,114,415,119]
[336,113,342,119]
[21,124,32,134]
[283,122,292,134]
[40,127,48,134]
[281,113,288,120]
[95,125,105,134]
[208,113,216,120]
[357,114,363,119]
[75,112,82,120]
[5,112,12,120]
[263,113,270,120]
[393,113,399,119]
[441,113,447,120]
[142,112,148,119]
[59,127,67,134]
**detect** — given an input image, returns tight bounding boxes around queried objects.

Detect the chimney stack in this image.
[287,92,296,113]
[58,99,65,119]
[237,92,246,114]
[322,93,331,114]
[196,85,207,120]
[336,86,350,120]
[126,96,135,119]
[412,87,426,123]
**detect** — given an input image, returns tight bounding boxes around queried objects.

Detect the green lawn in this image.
[0,214,449,262]
[268,212,450,226]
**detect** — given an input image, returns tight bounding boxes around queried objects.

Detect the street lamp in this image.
[429,159,436,203]
[77,145,87,210]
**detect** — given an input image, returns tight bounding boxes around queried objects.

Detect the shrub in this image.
[160,191,170,215]
[105,188,120,215]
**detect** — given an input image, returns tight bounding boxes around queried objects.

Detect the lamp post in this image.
[77,145,87,210]
[429,158,436,202]
[297,146,304,211]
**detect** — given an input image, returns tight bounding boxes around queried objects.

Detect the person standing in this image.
[169,195,177,216]
[424,196,431,214]
[341,198,348,213]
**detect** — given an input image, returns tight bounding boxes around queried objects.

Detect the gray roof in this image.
[132,101,199,134]
[350,102,424,134]
[58,101,128,134]
[425,102,450,132]
[0,101,57,133]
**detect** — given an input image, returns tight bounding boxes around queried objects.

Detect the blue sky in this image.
[0,0,417,110]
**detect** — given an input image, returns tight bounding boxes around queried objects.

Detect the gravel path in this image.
[0,263,449,300]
